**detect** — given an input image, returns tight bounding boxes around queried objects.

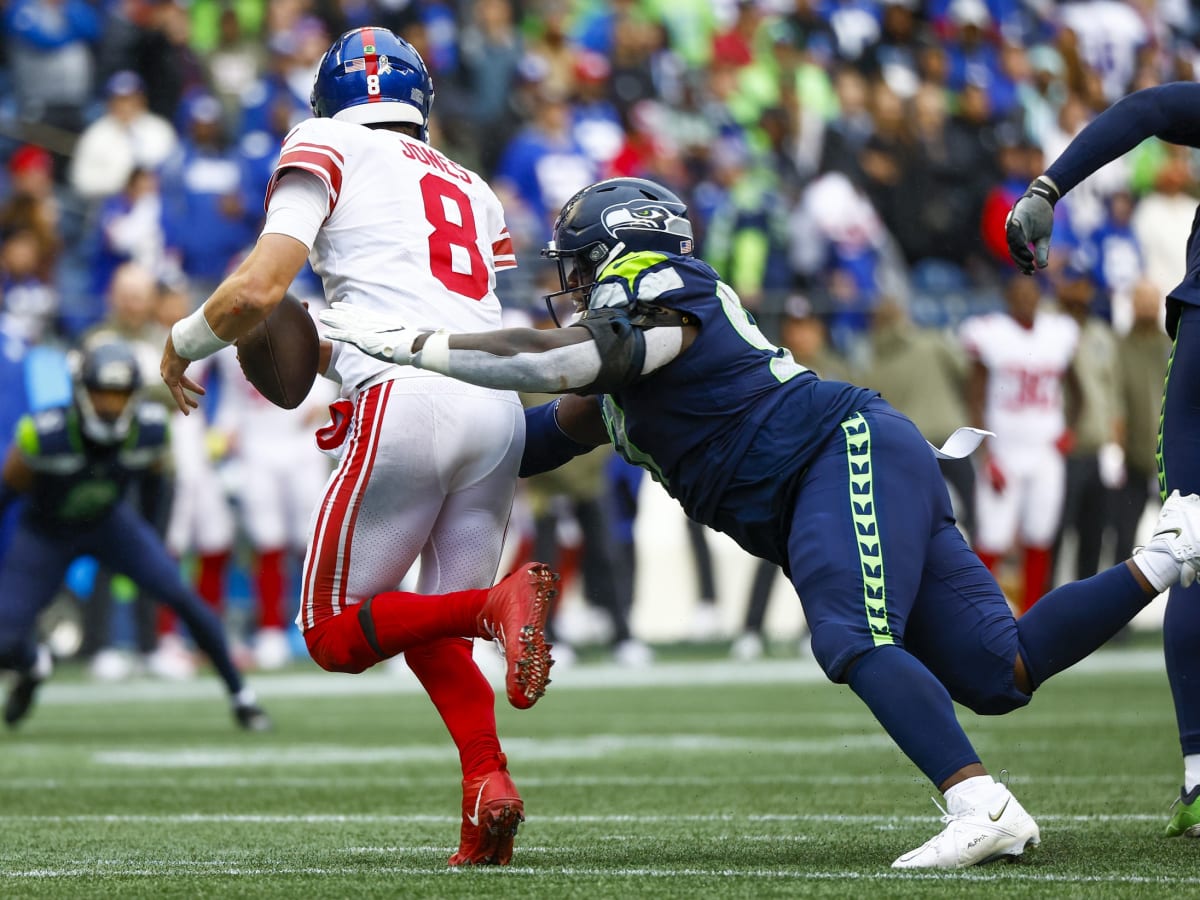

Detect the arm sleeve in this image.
[1045,83,1200,195]
[260,171,328,250]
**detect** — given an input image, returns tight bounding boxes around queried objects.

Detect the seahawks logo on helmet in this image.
[602,201,691,245]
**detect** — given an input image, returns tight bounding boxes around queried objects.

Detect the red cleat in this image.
[477,562,557,709]
[447,754,523,866]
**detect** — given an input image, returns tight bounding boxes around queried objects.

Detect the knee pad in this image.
[304,610,379,674]
[953,671,1031,716]
[808,622,877,684]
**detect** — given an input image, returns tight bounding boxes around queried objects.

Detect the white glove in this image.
[319,306,420,365]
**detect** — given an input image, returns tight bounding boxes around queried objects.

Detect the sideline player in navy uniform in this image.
[1006,81,1200,838]
[0,337,270,730]
[323,176,1200,867]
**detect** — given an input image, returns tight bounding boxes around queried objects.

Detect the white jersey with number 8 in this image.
[263,117,516,394]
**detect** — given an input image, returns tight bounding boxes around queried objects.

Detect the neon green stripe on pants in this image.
[840,413,892,646]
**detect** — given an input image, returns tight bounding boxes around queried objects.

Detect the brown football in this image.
[235,294,320,409]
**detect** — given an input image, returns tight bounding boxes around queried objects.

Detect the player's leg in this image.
[972,449,1020,577]
[732,559,777,661]
[909,480,1200,857]
[411,390,536,866]
[89,503,269,729]
[1016,447,1066,612]
[1159,305,1200,834]
[237,454,291,668]
[301,385,553,700]
[789,404,1021,867]
[0,523,74,726]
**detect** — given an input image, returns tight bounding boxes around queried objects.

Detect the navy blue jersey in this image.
[1044,82,1200,320]
[13,401,169,529]
[590,251,875,552]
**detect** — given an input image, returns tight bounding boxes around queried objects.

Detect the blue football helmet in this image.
[310,27,434,141]
[541,178,693,322]
[70,335,143,445]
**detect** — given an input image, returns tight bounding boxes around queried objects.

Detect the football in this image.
[235,294,320,409]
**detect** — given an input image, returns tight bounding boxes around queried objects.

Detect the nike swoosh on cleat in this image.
[988,797,1010,822]
[467,778,490,827]
[1156,528,1183,539]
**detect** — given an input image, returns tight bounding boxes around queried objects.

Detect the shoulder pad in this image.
[22,408,69,450]
[595,252,693,312]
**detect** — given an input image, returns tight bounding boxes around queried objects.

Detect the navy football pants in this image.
[788,400,1029,715]
[0,502,243,695]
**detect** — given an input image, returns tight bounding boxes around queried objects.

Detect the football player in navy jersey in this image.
[0,337,270,731]
[324,176,1200,868]
[1007,80,1200,838]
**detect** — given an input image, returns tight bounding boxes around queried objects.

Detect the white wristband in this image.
[413,330,450,372]
[171,306,230,361]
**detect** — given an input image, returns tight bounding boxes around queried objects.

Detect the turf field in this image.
[1,644,1196,898]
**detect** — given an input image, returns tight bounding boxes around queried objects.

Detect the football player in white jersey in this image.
[960,275,1080,614]
[159,26,555,867]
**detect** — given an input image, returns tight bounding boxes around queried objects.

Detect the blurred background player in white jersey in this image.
[961,275,1080,615]
[210,323,336,670]
[160,26,555,868]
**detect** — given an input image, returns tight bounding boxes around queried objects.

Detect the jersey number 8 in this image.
[420,174,489,301]
[366,74,380,96]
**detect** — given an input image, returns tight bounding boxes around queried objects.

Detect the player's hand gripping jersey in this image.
[265,117,516,394]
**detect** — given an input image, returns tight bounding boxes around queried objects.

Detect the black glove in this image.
[1005,176,1060,275]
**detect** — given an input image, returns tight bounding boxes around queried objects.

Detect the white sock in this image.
[1132,543,1181,593]
[944,775,1000,815]
[234,687,257,707]
[1184,755,1200,794]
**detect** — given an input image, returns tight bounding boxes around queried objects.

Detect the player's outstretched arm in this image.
[1007,82,1200,275]
[320,306,690,395]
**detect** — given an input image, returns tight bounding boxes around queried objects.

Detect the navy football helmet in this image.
[310,27,434,141]
[541,178,692,322]
[71,336,143,444]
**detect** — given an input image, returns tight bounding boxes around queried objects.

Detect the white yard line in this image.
[87,733,895,768]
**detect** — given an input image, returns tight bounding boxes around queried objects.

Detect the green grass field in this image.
[1,645,1197,898]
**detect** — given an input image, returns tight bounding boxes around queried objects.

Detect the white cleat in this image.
[1147,490,1200,587]
[891,785,1040,869]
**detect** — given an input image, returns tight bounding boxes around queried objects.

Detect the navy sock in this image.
[1164,586,1200,754]
[847,644,980,787]
[1017,563,1151,690]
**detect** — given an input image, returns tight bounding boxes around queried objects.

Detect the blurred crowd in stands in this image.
[0,0,1196,672]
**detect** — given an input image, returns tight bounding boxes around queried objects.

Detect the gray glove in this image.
[1005,176,1059,275]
